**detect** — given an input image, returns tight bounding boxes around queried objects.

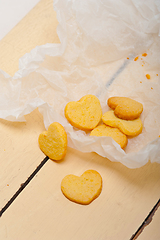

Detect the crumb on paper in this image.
[127,57,129,59]
[146,74,151,79]
[156,74,158,76]
[134,56,139,61]
[7,184,9,186]
[140,81,142,83]
[142,53,147,57]
[142,65,144,66]
[151,87,153,89]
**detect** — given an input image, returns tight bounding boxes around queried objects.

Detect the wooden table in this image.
[0,0,159,239]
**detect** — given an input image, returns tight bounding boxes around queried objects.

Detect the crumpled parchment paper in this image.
[0,0,160,168]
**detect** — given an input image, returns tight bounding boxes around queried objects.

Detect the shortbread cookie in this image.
[108,97,143,120]
[102,110,143,137]
[61,170,102,205]
[65,95,102,130]
[90,124,128,149]
[38,122,67,160]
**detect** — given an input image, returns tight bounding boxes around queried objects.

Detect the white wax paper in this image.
[0,0,160,168]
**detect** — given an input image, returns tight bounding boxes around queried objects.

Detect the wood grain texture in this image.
[0,0,160,239]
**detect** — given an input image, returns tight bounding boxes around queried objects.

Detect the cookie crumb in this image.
[7,184,9,186]
[146,74,151,79]
[134,56,139,61]
[142,53,147,57]
[156,74,158,76]
[151,87,153,89]
[140,81,142,83]
[127,57,129,59]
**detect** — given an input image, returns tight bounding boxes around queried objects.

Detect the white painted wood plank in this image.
[0,109,46,208]
[0,0,58,208]
[0,0,160,239]
[0,150,160,240]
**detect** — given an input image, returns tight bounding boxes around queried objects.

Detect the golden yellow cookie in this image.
[102,110,143,137]
[108,97,143,120]
[65,95,102,131]
[90,124,128,149]
[61,170,102,205]
[38,122,67,160]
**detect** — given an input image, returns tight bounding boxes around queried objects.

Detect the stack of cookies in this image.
[65,95,143,149]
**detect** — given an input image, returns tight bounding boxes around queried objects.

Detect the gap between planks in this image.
[130,198,160,240]
[0,154,159,240]
[0,156,49,217]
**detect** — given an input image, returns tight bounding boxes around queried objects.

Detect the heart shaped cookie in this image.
[38,122,67,160]
[61,170,102,205]
[108,97,143,120]
[90,124,128,149]
[65,95,102,130]
[102,110,143,137]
